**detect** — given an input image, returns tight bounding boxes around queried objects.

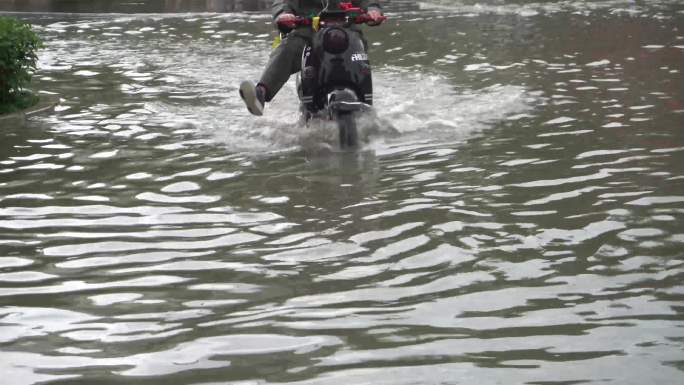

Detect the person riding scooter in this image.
[240,0,384,116]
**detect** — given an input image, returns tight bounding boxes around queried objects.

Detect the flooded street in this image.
[1,1,683,384]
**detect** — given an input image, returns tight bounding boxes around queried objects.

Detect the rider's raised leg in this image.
[258,30,311,102]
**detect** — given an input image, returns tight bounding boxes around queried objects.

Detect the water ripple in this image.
[1,4,683,385]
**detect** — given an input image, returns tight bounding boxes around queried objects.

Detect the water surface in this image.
[1,1,683,384]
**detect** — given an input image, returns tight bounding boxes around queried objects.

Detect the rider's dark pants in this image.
[258,28,313,102]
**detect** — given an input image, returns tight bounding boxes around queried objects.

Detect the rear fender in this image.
[327,88,369,115]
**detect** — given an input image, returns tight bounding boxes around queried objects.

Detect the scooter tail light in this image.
[323,28,349,54]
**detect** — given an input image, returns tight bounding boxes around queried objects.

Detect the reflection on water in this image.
[1,1,684,384]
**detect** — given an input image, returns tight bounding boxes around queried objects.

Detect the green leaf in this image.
[0,16,42,105]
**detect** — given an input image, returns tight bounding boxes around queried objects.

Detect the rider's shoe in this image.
[239,81,266,116]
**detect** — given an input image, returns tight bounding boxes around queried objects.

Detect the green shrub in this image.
[0,16,42,111]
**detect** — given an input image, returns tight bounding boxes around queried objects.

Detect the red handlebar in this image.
[282,14,386,27]
[277,3,386,29]
[354,14,387,24]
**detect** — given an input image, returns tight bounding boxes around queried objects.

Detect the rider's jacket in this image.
[271,0,381,20]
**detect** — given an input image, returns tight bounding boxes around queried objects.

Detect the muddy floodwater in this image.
[1,1,683,384]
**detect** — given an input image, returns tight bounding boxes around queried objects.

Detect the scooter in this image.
[280,2,385,149]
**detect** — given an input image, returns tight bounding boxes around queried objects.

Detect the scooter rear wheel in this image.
[337,112,358,149]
